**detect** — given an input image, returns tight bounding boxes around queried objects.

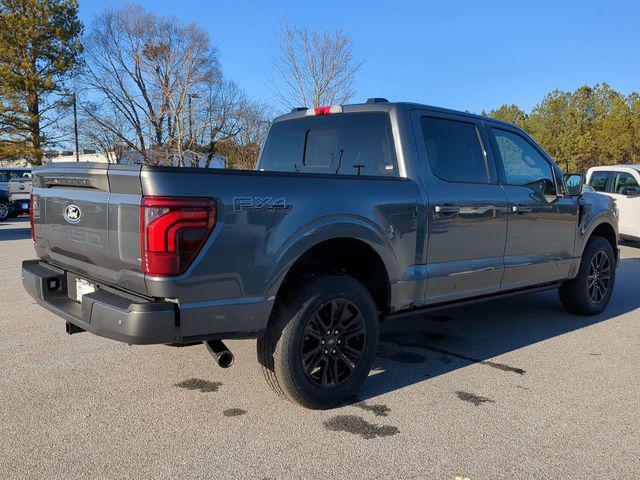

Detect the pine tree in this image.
[0,0,82,163]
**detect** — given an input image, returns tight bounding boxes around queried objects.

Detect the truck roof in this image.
[588,164,640,173]
[272,100,517,129]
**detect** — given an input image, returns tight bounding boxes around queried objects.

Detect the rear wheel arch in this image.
[270,236,392,319]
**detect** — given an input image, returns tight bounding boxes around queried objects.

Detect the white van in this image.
[586,165,640,241]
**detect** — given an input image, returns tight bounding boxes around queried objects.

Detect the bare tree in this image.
[78,101,129,162]
[78,5,270,168]
[271,23,362,109]
[80,5,220,165]
[189,79,271,167]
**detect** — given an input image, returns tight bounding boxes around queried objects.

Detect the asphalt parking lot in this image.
[1,217,639,479]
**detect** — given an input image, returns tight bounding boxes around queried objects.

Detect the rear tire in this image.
[257,274,379,409]
[559,236,616,315]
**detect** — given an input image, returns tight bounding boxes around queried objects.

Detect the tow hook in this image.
[204,340,234,368]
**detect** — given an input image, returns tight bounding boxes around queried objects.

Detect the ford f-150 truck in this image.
[22,100,618,409]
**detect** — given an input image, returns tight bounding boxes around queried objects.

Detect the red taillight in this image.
[140,196,216,276]
[29,193,35,242]
[305,105,343,116]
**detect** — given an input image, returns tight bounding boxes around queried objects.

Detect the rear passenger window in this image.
[420,117,489,183]
[588,172,609,192]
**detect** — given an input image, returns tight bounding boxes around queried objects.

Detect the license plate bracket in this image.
[76,278,96,303]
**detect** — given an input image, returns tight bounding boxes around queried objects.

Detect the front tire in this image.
[559,236,616,315]
[257,274,379,409]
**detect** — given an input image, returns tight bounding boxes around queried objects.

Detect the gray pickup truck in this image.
[22,100,618,409]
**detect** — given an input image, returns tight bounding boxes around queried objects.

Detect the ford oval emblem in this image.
[63,204,82,224]
[18,184,25,191]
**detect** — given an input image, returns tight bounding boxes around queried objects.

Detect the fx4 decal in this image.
[233,197,291,213]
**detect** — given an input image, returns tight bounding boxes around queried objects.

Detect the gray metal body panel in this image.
[138,167,422,335]
[24,102,618,344]
[411,109,508,304]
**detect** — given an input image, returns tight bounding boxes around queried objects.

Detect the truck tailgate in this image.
[32,163,147,295]
[8,178,32,202]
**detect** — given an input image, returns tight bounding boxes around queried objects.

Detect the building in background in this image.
[44,150,114,163]
[2,150,227,168]
[118,151,227,168]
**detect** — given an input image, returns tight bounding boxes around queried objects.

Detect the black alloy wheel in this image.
[587,250,611,304]
[301,299,366,388]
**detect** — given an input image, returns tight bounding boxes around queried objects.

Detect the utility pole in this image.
[72,92,79,162]
[187,93,199,147]
[62,92,80,161]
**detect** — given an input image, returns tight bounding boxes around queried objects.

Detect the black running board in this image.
[387,282,563,321]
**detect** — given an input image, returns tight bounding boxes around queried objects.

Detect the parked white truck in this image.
[587,165,640,241]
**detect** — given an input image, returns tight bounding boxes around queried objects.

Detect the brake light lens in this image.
[140,196,216,276]
[305,105,343,116]
[29,193,35,241]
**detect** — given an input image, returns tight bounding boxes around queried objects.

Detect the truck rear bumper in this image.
[10,199,30,214]
[22,260,177,344]
[22,260,270,345]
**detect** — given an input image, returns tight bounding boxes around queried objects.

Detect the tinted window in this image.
[420,117,488,183]
[304,127,337,169]
[259,113,397,176]
[0,170,30,182]
[613,172,639,194]
[492,128,556,196]
[339,116,395,176]
[588,171,609,192]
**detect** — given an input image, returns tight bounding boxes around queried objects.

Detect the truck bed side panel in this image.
[139,167,422,337]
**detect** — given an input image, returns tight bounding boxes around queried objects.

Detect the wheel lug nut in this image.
[331,349,336,354]
[323,349,328,354]
[333,330,339,335]
[321,340,325,345]
[337,339,341,344]
[326,330,331,335]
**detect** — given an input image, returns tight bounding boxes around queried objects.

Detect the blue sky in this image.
[77,0,640,115]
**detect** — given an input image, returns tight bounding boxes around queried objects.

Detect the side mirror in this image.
[621,186,640,197]
[564,173,585,196]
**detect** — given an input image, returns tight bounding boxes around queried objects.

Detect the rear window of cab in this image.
[0,169,31,182]
[258,112,398,177]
